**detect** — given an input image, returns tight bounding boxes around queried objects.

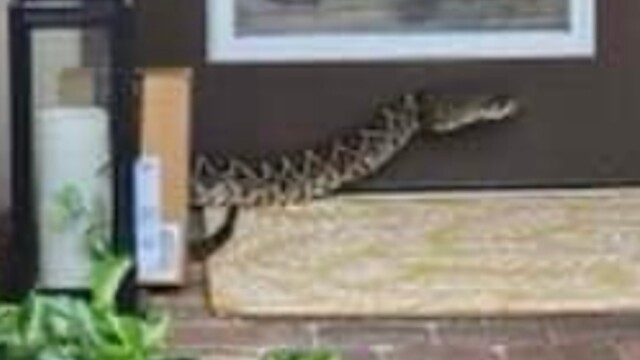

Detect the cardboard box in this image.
[137,68,192,286]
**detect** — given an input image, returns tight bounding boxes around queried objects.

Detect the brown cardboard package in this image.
[138,68,192,286]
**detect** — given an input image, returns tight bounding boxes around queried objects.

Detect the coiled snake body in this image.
[190,91,519,260]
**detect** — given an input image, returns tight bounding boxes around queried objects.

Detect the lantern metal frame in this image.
[2,0,138,308]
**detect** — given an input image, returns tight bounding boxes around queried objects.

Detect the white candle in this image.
[34,107,112,289]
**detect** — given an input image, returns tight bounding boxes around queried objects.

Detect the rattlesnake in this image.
[189,90,520,260]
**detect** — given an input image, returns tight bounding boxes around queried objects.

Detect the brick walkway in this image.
[161,309,640,360]
[149,266,640,360]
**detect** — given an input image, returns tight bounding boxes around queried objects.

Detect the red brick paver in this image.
[616,339,640,360]
[160,311,640,360]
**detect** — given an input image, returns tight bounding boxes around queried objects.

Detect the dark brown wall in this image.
[137,0,640,191]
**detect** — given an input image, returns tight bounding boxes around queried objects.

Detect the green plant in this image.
[0,248,169,360]
[48,184,110,255]
[0,185,171,360]
[261,348,341,360]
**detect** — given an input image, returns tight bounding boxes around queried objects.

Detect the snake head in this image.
[419,93,520,134]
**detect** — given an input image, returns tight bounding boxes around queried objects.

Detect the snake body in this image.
[190,90,519,260]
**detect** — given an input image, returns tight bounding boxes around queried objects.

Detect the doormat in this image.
[207,189,640,316]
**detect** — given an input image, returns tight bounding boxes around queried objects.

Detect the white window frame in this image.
[207,0,596,63]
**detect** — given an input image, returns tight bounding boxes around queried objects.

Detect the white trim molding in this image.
[207,0,596,63]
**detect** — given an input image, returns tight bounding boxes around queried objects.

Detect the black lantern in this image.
[3,0,137,304]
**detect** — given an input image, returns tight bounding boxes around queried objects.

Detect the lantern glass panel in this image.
[30,27,113,289]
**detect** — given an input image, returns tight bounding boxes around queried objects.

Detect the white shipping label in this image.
[134,155,164,280]
[158,223,183,279]
[139,223,183,283]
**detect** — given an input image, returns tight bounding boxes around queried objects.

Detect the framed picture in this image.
[207,0,596,62]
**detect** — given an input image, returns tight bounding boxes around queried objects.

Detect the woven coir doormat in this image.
[207,189,640,316]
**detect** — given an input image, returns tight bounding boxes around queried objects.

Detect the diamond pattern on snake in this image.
[190,90,520,261]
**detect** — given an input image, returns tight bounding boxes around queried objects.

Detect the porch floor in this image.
[150,265,640,360]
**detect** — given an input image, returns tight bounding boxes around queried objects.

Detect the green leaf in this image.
[0,303,21,344]
[90,254,132,310]
[89,342,133,360]
[93,313,139,359]
[262,348,342,360]
[87,225,110,260]
[142,311,170,351]
[37,348,73,360]
[74,302,106,347]
[0,303,20,327]
[40,297,81,342]
[48,185,88,233]
[111,314,138,348]
[86,195,111,259]
[23,295,47,348]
